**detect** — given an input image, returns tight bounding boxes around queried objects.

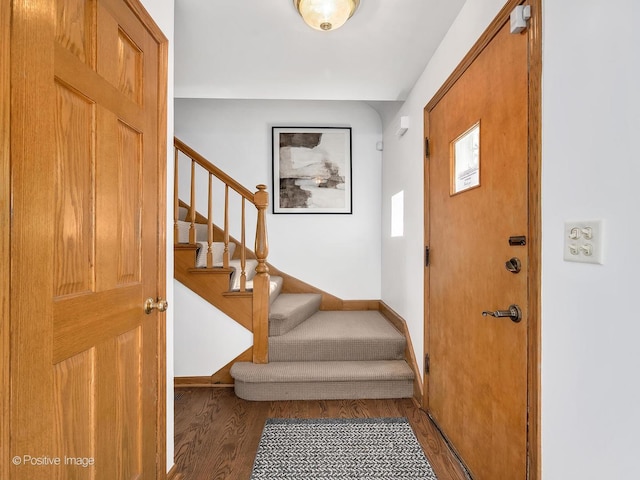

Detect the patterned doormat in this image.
[250,418,438,479]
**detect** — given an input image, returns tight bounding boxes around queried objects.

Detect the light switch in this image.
[563,220,603,264]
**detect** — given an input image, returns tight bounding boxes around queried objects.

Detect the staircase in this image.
[232,293,414,401]
[174,137,416,402]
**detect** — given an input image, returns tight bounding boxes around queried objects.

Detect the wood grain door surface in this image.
[10,0,166,478]
[425,20,529,480]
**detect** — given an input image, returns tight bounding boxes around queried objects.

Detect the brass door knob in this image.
[144,297,168,314]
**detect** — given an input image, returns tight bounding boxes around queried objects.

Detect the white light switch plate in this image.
[563,220,603,264]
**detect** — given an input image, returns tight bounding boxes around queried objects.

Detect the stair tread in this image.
[230,360,414,383]
[268,293,322,336]
[269,310,405,361]
[268,276,284,304]
[187,267,233,274]
[269,293,322,319]
[275,310,403,340]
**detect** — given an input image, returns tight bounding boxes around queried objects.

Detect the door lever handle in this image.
[482,304,522,323]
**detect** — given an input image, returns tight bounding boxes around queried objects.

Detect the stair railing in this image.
[174,137,270,363]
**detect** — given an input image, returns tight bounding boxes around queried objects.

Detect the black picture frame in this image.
[272,126,352,214]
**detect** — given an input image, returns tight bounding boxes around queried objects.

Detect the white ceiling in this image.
[174,0,467,102]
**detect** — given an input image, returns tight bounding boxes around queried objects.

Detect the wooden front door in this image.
[424,10,532,480]
[9,0,167,479]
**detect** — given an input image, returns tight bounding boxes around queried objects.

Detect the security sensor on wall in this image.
[396,116,409,137]
[510,5,531,34]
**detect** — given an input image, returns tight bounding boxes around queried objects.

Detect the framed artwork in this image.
[450,121,480,195]
[272,126,352,214]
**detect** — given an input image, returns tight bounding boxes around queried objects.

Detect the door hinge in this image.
[425,138,430,158]
[425,246,430,267]
[425,353,430,374]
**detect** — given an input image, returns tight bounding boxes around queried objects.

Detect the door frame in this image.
[1,0,10,478]
[0,0,168,477]
[422,0,541,478]
[125,1,171,475]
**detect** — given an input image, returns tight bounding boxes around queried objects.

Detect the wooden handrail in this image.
[174,137,270,364]
[174,137,255,201]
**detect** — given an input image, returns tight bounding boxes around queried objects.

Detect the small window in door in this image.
[450,121,480,195]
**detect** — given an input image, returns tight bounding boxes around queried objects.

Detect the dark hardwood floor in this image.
[174,387,468,480]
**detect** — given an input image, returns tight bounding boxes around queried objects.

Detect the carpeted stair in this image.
[268,293,322,336]
[177,207,414,401]
[231,290,414,401]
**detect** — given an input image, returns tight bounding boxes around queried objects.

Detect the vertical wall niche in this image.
[391,190,404,237]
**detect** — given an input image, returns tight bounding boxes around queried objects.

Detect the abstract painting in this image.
[272,127,352,214]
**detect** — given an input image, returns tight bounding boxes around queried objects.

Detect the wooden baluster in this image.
[173,147,179,244]
[252,184,270,364]
[189,159,196,244]
[206,173,213,268]
[240,198,246,291]
[223,185,229,269]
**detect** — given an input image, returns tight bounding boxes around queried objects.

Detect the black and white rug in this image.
[250,418,438,479]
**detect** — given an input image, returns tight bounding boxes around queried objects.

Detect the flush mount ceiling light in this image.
[294,0,360,31]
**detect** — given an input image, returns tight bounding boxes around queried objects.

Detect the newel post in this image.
[252,184,270,364]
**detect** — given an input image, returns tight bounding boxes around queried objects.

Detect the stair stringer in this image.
[174,244,253,331]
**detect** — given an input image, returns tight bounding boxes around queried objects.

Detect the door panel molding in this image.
[423,1,541,478]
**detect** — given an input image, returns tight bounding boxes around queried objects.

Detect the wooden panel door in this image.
[425,18,529,480]
[10,0,167,479]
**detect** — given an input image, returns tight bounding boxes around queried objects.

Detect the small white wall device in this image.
[396,116,409,137]
[510,5,531,34]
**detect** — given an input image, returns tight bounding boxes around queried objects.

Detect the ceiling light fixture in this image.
[294,0,360,32]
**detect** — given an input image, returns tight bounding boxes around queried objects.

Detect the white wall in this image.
[541,0,640,478]
[381,0,640,478]
[173,280,253,376]
[138,0,175,471]
[174,99,383,375]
